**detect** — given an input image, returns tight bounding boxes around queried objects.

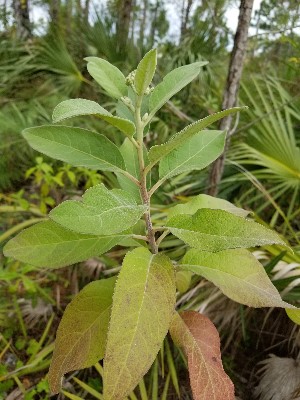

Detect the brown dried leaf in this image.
[169,311,234,400]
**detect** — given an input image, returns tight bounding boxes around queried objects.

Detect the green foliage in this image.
[167,209,287,252]
[3,51,299,400]
[49,184,146,235]
[48,277,116,392]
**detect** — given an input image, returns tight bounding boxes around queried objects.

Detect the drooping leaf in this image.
[52,99,135,137]
[159,130,226,180]
[48,277,116,393]
[148,107,247,165]
[180,249,287,307]
[134,49,157,95]
[103,247,176,400]
[149,61,208,115]
[85,57,127,99]
[169,311,235,400]
[3,221,125,268]
[168,194,249,220]
[167,209,287,252]
[50,184,146,235]
[22,125,125,172]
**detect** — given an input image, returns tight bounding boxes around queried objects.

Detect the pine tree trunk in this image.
[207,0,254,196]
[116,0,133,51]
[13,0,31,39]
[49,0,61,29]
[180,0,193,41]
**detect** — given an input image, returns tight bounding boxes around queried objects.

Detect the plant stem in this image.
[135,95,158,254]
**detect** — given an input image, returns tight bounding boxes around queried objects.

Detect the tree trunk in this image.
[84,0,90,25]
[13,0,31,39]
[149,0,159,47]
[180,0,193,41]
[116,0,133,51]
[49,0,61,29]
[207,0,254,196]
[139,0,148,48]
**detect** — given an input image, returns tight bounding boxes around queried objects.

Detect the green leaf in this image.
[48,277,116,394]
[167,194,249,221]
[3,221,125,268]
[50,184,146,235]
[149,61,208,115]
[52,99,135,137]
[169,311,235,400]
[117,138,149,202]
[103,247,176,400]
[134,49,157,95]
[167,209,287,252]
[180,249,287,307]
[22,125,125,172]
[159,130,226,180]
[85,57,127,99]
[286,309,300,324]
[176,270,192,294]
[148,107,247,165]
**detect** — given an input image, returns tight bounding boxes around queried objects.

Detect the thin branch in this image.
[156,229,170,247]
[118,170,140,186]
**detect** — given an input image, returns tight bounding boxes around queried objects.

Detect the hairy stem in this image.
[135,95,158,254]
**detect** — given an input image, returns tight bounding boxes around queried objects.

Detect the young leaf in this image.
[159,130,226,180]
[3,221,125,268]
[22,125,125,172]
[149,61,208,115]
[103,247,176,400]
[286,309,300,325]
[52,99,135,137]
[180,249,286,307]
[169,311,235,400]
[148,107,247,165]
[167,209,287,252]
[85,57,127,99]
[49,184,146,235]
[167,194,249,220]
[116,138,141,202]
[134,48,157,95]
[48,277,116,393]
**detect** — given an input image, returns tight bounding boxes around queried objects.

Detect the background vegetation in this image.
[0,0,300,399]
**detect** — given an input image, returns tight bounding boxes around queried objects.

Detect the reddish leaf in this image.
[169,311,234,400]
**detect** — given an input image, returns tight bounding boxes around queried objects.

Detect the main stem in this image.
[135,95,158,254]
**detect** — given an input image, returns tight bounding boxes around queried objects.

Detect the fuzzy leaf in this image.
[52,99,135,137]
[48,277,116,393]
[167,194,249,220]
[149,61,208,115]
[134,49,157,95]
[50,184,146,235]
[167,209,287,252]
[116,138,142,202]
[180,249,286,307]
[148,107,246,165]
[169,311,235,400]
[22,125,125,172]
[103,247,176,400]
[3,221,125,268]
[159,130,226,180]
[85,57,127,99]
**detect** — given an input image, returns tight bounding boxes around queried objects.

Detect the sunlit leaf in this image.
[103,247,176,400]
[149,107,246,165]
[167,209,287,252]
[170,311,234,400]
[3,221,125,268]
[180,249,287,307]
[48,277,116,393]
[167,194,249,220]
[134,49,157,95]
[85,57,127,98]
[159,130,226,180]
[149,61,208,115]
[52,99,135,137]
[50,184,146,235]
[22,125,125,172]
